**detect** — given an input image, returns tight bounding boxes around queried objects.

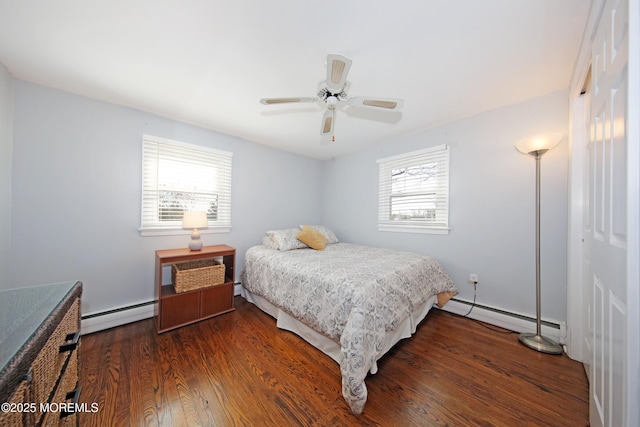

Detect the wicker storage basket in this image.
[172,259,225,293]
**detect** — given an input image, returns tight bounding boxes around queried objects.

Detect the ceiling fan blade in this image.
[260,97,318,105]
[326,54,352,93]
[320,109,334,135]
[348,97,404,110]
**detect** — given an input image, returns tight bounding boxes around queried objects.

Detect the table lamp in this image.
[182,211,208,251]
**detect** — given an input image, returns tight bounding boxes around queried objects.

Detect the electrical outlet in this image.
[469,273,478,284]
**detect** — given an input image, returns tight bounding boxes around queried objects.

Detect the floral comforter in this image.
[241,242,458,414]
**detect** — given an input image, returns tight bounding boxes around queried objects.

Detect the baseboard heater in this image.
[81,300,156,321]
[441,297,565,344]
[448,297,561,329]
[81,300,156,335]
[79,286,565,343]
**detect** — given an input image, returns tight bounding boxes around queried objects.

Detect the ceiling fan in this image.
[260,54,403,141]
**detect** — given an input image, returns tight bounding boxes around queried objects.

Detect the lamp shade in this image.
[182,211,208,229]
[515,133,563,155]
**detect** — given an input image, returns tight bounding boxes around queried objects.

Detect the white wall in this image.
[7,79,571,330]
[322,90,569,323]
[0,64,12,287]
[10,80,323,316]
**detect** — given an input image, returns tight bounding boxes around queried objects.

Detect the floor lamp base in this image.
[518,333,563,355]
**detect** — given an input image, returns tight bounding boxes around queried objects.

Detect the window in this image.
[377,145,449,234]
[140,134,232,235]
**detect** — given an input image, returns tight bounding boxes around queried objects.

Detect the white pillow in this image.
[261,236,278,250]
[266,228,308,251]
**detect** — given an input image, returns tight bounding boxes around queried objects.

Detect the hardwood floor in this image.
[78,297,588,426]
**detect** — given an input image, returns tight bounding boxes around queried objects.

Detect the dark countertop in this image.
[0,281,82,403]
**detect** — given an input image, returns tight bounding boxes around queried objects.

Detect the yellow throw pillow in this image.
[297,225,328,250]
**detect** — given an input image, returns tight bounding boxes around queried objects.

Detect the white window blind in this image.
[141,134,232,233]
[377,145,449,234]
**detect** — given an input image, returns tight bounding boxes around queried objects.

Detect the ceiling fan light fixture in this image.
[326,95,338,108]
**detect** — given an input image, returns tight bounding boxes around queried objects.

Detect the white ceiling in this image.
[0,1,590,159]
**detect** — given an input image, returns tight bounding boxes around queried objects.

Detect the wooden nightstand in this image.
[154,245,235,333]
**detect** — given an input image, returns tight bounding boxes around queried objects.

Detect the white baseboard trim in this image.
[440,298,567,345]
[81,284,245,335]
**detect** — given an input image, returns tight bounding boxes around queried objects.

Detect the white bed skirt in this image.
[241,287,437,375]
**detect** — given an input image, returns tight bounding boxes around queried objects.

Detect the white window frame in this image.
[139,134,232,236]
[377,144,450,234]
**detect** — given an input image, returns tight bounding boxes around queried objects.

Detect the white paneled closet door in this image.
[585,0,638,426]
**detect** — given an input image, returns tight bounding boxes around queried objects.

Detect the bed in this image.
[240,226,458,414]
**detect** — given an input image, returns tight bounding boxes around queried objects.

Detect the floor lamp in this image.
[515,134,563,355]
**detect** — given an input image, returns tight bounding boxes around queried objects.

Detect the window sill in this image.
[377,224,449,235]
[139,226,232,237]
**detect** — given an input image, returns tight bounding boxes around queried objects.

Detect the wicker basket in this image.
[172,259,225,293]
